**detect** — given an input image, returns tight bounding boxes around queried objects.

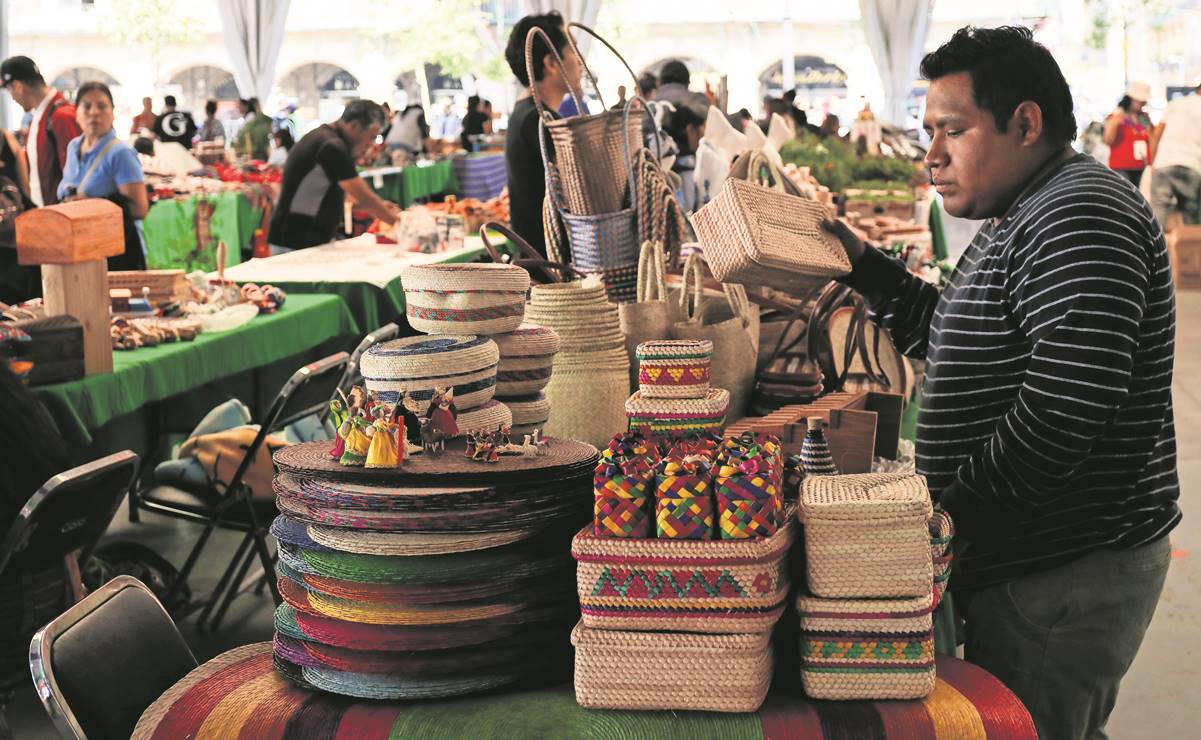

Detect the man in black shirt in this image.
[152,95,197,148]
[268,100,400,251]
[503,11,582,258]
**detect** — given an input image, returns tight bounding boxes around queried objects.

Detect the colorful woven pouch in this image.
[593,494,651,538]
[717,494,782,539]
[655,495,713,539]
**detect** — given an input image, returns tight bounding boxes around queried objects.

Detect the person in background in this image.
[237,97,272,160]
[819,112,841,139]
[460,94,489,151]
[1104,82,1154,186]
[57,82,148,270]
[131,96,156,135]
[482,100,494,134]
[788,106,822,138]
[826,26,1176,739]
[654,60,708,120]
[663,104,706,212]
[385,103,429,158]
[267,128,294,169]
[0,126,30,200]
[637,72,658,100]
[0,55,82,206]
[1149,80,1201,229]
[759,96,791,133]
[504,11,583,258]
[611,85,628,111]
[268,100,400,252]
[433,99,462,141]
[0,125,37,304]
[197,99,224,143]
[152,95,197,148]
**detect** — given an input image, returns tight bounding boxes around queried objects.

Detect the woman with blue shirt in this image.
[57,81,148,269]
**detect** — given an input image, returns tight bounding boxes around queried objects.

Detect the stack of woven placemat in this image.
[795,473,953,701]
[268,438,598,700]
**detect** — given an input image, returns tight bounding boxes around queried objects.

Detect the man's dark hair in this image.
[782,89,797,104]
[637,72,658,97]
[789,107,808,131]
[920,25,1075,145]
[164,95,177,107]
[75,81,114,106]
[660,60,690,87]
[467,94,480,111]
[341,99,385,128]
[274,128,295,150]
[1,56,45,86]
[505,12,567,87]
[205,99,217,116]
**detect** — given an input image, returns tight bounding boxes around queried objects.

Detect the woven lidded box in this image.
[402,263,529,336]
[692,178,852,292]
[360,335,499,413]
[625,387,729,438]
[796,590,936,700]
[799,473,933,598]
[635,339,712,399]
[572,507,797,633]
[571,622,773,712]
[493,324,561,397]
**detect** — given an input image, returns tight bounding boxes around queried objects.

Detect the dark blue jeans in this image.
[958,536,1171,740]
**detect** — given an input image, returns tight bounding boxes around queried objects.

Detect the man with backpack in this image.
[1,56,82,206]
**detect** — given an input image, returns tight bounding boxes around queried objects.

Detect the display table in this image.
[219,233,509,331]
[452,153,506,200]
[34,294,357,448]
[143,188,272,272]
[133,643,1034,739]
[361,161,459,206]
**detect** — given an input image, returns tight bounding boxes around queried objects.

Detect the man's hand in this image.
[821,217,869,265]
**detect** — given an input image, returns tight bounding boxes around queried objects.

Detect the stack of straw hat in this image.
[525,277,630,447]
[492,323,561,437]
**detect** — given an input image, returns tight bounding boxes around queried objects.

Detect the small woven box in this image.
[493,323,561,397]
[505,393,551,436]
[402,263,530,336]
[594,495,652,538]
[625,388,729,438]
[656,496,713,539]
[797,590,936,700]
[692,178,853,292]
[635,339,713,399]
[360,335,499,413]
[799,473,933,598]
[717,494,783,540]
[572,622,773,712]
[573,510,796,632]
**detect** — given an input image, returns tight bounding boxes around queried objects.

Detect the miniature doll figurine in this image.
[328,391,349,460]
[338,389,372,466]
[430,387,460,438]
[399,390,424,448]
[365,404,400,468]
[464,430,478,459]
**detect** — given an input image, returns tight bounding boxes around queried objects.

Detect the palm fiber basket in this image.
[571,622,773,712]
[360,335,499,413]
[693,178,853,292]
[401,263,529,336]
[798,473,933,598]
[572,506,796,633]
[797,589,936,700]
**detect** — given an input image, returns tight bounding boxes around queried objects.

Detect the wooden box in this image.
[14,199,124,265]
[108,270,191,306]
[1169,225,1201,291]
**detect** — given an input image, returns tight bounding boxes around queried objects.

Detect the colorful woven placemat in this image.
[305,524,538,556]
[133,644,1037,740]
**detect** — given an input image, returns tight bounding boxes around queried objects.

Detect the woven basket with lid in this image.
[401,263,530,336]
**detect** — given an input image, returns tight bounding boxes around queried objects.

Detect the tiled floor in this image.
[5,293,1198,739]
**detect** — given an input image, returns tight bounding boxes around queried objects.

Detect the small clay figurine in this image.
[464,430,478,459]
[420,416,448,454]
[429,387,460,438]
[399,390,423,447]
[328,392,348,460]
[531,428,550,456]
[365,402,400,468]
[338,388,371,466]
[499,426,512,448]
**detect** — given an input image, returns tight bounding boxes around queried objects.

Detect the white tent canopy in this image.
[218,0,292,103]
[860,0,935,126]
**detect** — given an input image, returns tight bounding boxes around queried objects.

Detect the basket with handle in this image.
[478,221,585,285]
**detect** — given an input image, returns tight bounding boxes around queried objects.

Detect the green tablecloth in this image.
[363,162,460,206]
[362,167,405,204]
[35,294,357,447]
[143,190,260,272]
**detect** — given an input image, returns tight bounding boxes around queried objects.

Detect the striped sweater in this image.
[844,154,1181,590]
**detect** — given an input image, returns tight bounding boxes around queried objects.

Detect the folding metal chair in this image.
[29,575,197,740]
[0,451,139,734]
[321,322,400,427]
[137,352,349,631]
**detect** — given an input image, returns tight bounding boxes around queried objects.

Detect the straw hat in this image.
[1125,81,1151,101]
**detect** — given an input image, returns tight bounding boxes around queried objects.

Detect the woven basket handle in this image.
[745,150,783,191]
[478,221,541,262]
[524,27,586,122]
[723,283,753,329]
[677,252,706,323]
[636,240,667,303]
[566,22,641,110]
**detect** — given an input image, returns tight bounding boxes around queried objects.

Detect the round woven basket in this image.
[528,278,608,304]
[543,350,629,447]
[402,263,530,336]
[494,324,560,396]
[624,388,729,436]
[493,323,562,357]
[361,336,499,412]
[455,399,512,433]
[635,339,713,399]
[505,393,551,435]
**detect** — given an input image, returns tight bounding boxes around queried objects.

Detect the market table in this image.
[133,643,1035,739]
[34,294,357,450]
[451,152,506,200]
[143,187,273,272]
[362,160,459,206]
[219,233,510,332]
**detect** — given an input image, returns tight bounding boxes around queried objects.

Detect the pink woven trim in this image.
[580,604,784,618]
[572,550,777,567]
[802,659,936,670]
[626,410,727,420]
[801,605,936,620]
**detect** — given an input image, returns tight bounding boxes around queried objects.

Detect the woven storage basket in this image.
[797,590,936,700]
[361,336,499,413]
[636,339,712,398]
[693,178,853,292]
[505,393,551,435]
[455,399,512,434]
[799,473,933,598]
[625,388,730,438]
[572,622,773,712]
[543,349,629,448]
[494,324,561,396]
[572,509,796,633]
[930,509,954,605]
[402,263,530,336]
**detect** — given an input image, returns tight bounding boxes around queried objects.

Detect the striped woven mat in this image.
[133,643,1035,739]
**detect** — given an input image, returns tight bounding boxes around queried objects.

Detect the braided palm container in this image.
[455,399,512,434]
[494,324,561,397]
[635,339,712,399]
[625,388,730,438]
[797,590,937,700]
[572,622,773,712]
[402,263,530,336]
[360,335,499,413]
[505,393,551,436]
[799,473,933,599]
[572,508,796,633]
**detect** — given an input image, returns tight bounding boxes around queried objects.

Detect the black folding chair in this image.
[138,352,349,631]
[0,451,139,734]
[29,575,197,740]
[321,322,400,426]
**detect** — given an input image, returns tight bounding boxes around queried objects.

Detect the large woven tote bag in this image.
[525,23,644,216]
[671,254,759,421]
[618,240,676,388]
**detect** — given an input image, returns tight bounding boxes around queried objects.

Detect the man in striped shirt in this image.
[826,26,1179,739]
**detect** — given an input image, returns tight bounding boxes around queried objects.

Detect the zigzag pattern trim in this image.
[589,567,752,599]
